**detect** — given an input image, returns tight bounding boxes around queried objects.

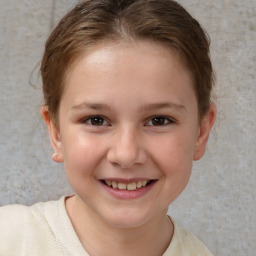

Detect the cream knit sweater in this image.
[0,197,214,256]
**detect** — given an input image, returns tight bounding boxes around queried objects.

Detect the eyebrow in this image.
[71,101,185,111]
[140,102,186,111]
[71,102,111,111]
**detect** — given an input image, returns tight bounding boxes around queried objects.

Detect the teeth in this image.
[112,181,118,189]
[104,180,150,190]
[136,181,142,188]
[127,182,136,191]
[105,181,111,186]
[118,183,126,190]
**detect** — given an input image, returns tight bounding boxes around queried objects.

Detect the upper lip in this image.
[100,178,158,184]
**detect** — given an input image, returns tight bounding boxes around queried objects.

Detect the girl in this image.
[0,0,216,255]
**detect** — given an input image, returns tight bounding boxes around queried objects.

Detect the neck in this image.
[66,195,173,256]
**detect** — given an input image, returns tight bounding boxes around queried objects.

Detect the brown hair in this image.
[41,0,214,124]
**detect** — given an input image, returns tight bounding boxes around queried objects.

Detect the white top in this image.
[0,197,214,256]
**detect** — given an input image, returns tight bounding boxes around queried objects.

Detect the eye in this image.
[83,116,109,126]
[145,116,174,126]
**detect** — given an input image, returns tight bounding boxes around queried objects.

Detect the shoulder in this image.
[0,198,65,256]
[0,203,38,234]
[0,198,61,231]
[164,218,214,256]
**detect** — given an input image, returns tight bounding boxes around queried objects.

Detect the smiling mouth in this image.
[101,180,156,191]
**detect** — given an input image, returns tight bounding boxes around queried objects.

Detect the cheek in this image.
[61,132,106,176]
[62,134,108,196]
[151,133,195,176]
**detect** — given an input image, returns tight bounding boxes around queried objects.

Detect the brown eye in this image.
[84,116,108,126]
[146,116,173,126]
[91,117,104,125]
[152,117,165,126]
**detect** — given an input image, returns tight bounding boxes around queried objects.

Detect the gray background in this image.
[0,0,255,255]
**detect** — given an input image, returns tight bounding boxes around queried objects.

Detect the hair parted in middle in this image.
[41,0,213,124]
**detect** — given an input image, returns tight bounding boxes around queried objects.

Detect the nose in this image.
[107,127,147,169]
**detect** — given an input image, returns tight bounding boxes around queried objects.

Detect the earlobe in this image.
[51,152,64,163]
[41,106,64,163]
[193,104,216,161]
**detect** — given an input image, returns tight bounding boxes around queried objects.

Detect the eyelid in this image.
[144,116,175,126]
[81,115,111,126]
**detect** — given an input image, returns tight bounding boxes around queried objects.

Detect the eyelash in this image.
[81,116,174,127]
[82,116,110,126]
[145,116,175,126]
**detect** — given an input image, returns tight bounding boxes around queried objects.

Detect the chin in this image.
[102,208,154,229]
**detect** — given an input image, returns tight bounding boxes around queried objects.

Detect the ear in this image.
[41,106,64,163]
[193,104,216,161]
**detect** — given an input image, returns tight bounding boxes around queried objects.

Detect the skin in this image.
[42,40,216,256]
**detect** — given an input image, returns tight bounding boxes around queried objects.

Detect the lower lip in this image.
[100,181,157,200]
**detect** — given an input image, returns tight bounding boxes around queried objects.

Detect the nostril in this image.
[107,147,147,169]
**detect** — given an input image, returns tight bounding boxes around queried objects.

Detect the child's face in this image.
[45,40,215,228]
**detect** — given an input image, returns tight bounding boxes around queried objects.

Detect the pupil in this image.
[91,117,104,125]
[152,117,164,125]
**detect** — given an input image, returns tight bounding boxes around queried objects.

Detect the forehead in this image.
[61,40,195,107]
[64,39,192,86]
